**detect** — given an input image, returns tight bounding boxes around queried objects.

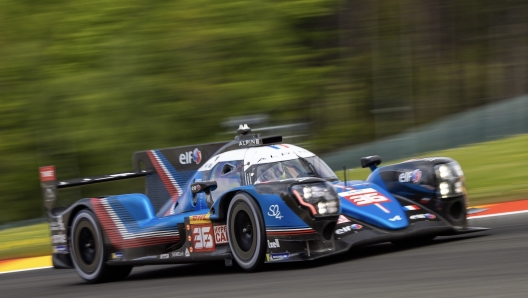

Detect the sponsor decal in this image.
[267,252,290,261]
[160,254,169,259]
[335,224,363,235]
[267,239,280,248]
[52,234,66,244]
[179,148,202,165]
[214,225,228,244]
[337,215,351,224]
[239,139,261,146]
[53,245,68,253]
[132,255,157,261]
[341,188,391,213]
[172,251,184,257]
[50,217,65,231]
[267,205,283,220]
[191,184,201,192]
[191,223,215,252]
[185,248,190,257]
[388,215,402,221]
[410,213,437,220]
[193,148,202,164]
[399,169,422,183]
[403,205,420,211]
[420,197,431,204]
[111,252,124,259]
[39,166,56,182]
[44,187,56,200]
[189,213,211,224]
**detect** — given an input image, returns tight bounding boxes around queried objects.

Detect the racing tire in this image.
[70,210,132,283]
[227,192,266,271]
[391,235,436,247]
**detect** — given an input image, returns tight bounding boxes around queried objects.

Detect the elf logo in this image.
[399,169,422,183]
[180,148,202,165]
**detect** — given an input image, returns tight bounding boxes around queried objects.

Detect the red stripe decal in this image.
[266,229,316,236]
[293,189,317,215]
[91,198,180,249]
[146,150,181,215]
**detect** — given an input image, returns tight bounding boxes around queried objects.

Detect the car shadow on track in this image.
[265,234,488,272]
[111,234,488,283]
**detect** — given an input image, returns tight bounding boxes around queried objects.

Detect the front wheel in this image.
[227,193,266,271]
[70,210,132,283]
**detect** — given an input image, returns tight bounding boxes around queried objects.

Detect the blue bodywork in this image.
[108,171,410,237]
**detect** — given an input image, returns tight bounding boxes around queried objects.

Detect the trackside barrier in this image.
[322,95,528,169]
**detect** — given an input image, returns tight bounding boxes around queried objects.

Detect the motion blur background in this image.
[1,0,528,224]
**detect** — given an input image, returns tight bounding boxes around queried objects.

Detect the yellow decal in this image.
[189,213,211,224]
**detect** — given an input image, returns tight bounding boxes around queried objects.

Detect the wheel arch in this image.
[216,189,265,220]
[65,200,111,250]
[67,204,91,231]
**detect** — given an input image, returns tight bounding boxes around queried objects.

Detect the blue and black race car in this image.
[40,125,488,282]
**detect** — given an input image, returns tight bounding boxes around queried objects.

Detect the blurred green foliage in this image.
[1,0,527,223]
[0,223,50,260]
[0,0,338,223]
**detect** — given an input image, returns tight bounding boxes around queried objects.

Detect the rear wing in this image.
[39,166,150,210]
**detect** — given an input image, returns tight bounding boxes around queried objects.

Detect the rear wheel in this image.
[70,210,132,283]
[227,193,266,271]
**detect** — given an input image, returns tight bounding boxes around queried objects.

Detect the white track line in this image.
[0,266,52,275]
[468,209,528,219]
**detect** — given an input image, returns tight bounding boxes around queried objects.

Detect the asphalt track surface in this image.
[1,214,526,298]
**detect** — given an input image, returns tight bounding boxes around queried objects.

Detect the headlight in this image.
[438,165,451,179]
[439,182,450,196]
[291,182,340,217]
[435,162,466,198]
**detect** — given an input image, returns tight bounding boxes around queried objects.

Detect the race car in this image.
[40,125,488,282]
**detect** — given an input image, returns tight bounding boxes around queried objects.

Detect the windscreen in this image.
[254,156,337,184]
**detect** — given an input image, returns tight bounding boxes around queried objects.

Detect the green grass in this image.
[1,134,527,260]
[0,223,51,261]
[336,133,528,205]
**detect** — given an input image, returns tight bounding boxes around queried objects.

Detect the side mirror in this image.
[360,155,382,171]
[191,180,217,194]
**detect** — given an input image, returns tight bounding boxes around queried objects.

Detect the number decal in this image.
[191,224,215,252]
[341,188,392,213]
[348,193,390,206]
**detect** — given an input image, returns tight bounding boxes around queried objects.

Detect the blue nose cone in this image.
[335,184,408,230]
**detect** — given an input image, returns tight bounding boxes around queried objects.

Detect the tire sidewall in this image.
[227,193,266,270]
[70,210,105,281]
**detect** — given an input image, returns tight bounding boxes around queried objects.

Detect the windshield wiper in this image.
[296,154,339,182]
[294,153,318,177]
